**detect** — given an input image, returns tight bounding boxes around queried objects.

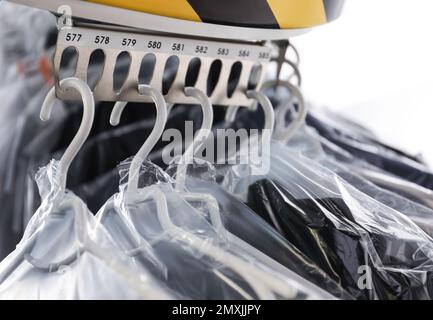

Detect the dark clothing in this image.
[247,179,433,300]
[306,114,433,190]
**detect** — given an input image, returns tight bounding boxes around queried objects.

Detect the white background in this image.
[292,0,433,165]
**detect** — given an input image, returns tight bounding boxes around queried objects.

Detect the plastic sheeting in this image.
[222,140,433,299]
[96,158,334,300]
[0,160,178,299]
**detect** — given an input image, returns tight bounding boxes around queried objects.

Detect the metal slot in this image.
[54,26,272,107]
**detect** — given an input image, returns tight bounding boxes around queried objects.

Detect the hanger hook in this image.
[218,90,275,170]
[271,40,301,86]
[246,90,275,134]
[284,59,302,87]
[287,42,301,67]
[269,80,307,142]
[224,90,275,134]
[175,87,214,189]
[110,84,168,192]
[40,77,95,193]
[225,103,258,124]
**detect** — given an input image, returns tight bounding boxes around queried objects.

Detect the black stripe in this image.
[323,0,345,21]
[187,0,279,29]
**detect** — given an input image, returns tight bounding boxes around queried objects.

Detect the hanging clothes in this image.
[0,161,177,299]
[305,112,433,190]
[239,143,433,300]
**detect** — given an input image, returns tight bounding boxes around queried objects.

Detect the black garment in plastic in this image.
[246,178,433,300]
[100,208,256,300]
[182,178,353,299]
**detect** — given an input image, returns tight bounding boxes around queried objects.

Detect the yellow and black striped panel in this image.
[87,0,345,29]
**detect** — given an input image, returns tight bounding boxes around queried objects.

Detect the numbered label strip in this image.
[55,26,272,106]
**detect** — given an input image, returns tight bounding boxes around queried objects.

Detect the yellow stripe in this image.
[266,0,327,28]
[87,0,201,22]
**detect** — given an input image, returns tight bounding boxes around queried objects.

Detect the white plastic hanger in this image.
[107,86,277,298]
[132,185,296,299]
[4,78,91,270]
[219,90,276,198]
[261,79,307,143]
[225,90,275,133]
[210,90,274,233]
[169,89,314,299]
[17,78,96,272]
[267,74,433,208]
[220,81,308,201]
[110,84,168,193]
[40,77,95,193]
[185,90,325,284]
[101,83,169,257]
[111,85,301,299]
[6,78,173,299]
[220,90,274,165]
[174,87,213,190]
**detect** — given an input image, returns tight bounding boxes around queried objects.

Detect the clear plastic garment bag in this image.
[97,159,332,299]
[93,83,332,300]
[0,78,177,299]
[218,85,433,300]
[253,141,433,299]
[3,3,433,300]
[0,160,175,299]
[163,88,352,299]
[288,126,433,238]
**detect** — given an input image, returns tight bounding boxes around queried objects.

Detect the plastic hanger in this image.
[21,77,94,272]
[268,64,433,208]
[40,77,95,193]
[218,79,308,200]
[104,86,278,298]
[0,78,174,299]
[174,87,214,190]
[222,84,305,168]
[106,85,306,299]
[263,79,307,143]
[99,83,170,260]
[0,77,94,273]
[270,40,302,87]
[180,89,275,238]
[219,90,274,165]
[110,84,168,193]
[147,186,306,299]
[170,89,316,299]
